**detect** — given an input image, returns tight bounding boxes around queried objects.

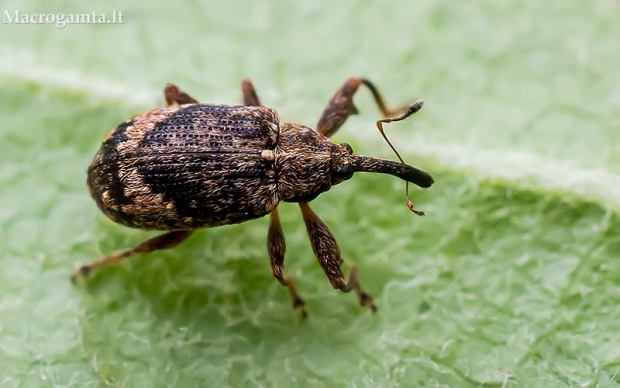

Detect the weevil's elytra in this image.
[88,104,281,230]
[75,78,435,317]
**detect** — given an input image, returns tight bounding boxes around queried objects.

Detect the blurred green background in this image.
[1,1,620,387]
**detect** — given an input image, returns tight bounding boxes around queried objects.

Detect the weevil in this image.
[73,78,434,317]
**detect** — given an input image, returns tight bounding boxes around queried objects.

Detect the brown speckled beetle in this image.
[73,78,434,317]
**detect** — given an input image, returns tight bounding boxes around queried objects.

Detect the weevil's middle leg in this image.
[316,77,409,138]
[164,83,199,106]
[241,79,262,106]
[268,208,307,318]
[71,230,194,282]
[241,79,306,316]
[299,202,377,312]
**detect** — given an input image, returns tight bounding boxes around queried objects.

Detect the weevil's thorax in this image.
[275,123,338,202]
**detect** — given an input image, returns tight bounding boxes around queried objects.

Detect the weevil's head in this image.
[329,142,356,186]
[275,123,434,204]
[329,142,434,189]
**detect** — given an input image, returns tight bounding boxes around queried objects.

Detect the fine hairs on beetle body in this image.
[73,77,434,317]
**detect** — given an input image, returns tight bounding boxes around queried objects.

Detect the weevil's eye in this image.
[340,142,354,154]
[331,162,354,185]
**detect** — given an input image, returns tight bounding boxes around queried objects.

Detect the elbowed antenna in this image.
[370,100,431,216]
[349,155,434,189]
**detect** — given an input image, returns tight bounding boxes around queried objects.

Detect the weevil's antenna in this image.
[376,100,425,216]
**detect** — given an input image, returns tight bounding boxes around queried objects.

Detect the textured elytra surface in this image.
[88,104,281,230]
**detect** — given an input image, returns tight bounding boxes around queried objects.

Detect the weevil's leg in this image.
[241,80,306,315]
[316,77,408,138]
[299,202,377,312]
[241,79,262,106]
[71,230,194,282]
[268,208,307,317]
[164,83,199,106]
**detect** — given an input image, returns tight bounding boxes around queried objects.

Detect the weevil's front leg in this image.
[241,79,262,106]
[268,209,307,318]
[164,83,199,106]
[71,230,194,282]
[298,202,377,312]
[316,77,409,138]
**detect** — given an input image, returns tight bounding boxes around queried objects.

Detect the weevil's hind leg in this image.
[241,79,262,106]
[268,208,307,318]
[298,202,377,312]
[164,83,199,106]
[316,77,409,138]
[71,230,194,282]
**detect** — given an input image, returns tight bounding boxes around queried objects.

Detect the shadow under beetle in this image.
[73,78,434,317]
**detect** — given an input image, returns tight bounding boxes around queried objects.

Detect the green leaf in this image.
[2,1,620,386]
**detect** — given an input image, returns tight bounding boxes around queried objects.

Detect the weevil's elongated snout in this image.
[349,155,434,188]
